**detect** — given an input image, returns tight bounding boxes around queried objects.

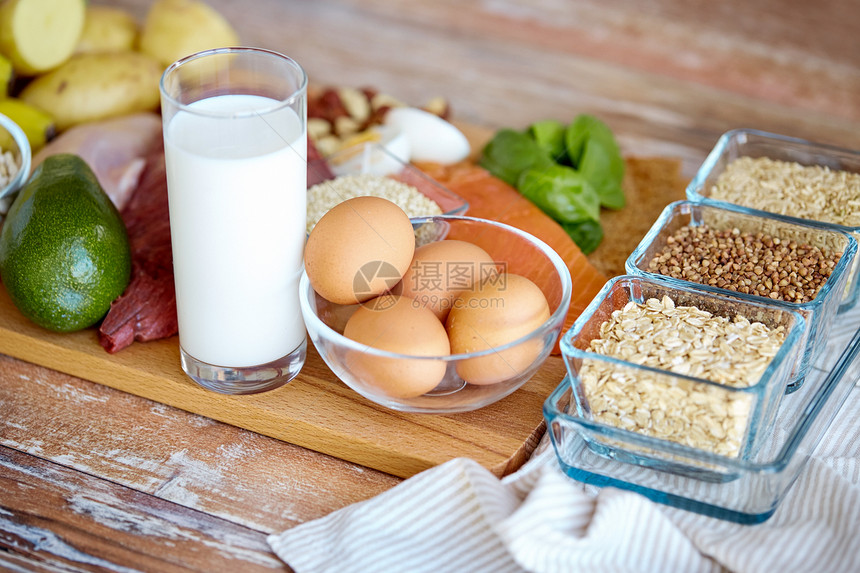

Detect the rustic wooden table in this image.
[2,1,858,570]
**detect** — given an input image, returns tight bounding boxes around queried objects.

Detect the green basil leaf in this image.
[528,120,567,163]
[562,219,604,255]
[565,114,621,169]
[479,129,551,186]
[579,139,626,209]
[517,164,601,223]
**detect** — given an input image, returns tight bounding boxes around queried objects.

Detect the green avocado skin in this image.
[0,153,132,332]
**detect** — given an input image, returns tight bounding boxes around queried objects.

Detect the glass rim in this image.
[559,274,808,392]
[686,128,860,233]
[0,112,31,200]
[159,46,309,119]
[626,199,859,309]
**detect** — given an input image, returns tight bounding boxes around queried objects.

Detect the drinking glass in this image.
[160,47,308,394]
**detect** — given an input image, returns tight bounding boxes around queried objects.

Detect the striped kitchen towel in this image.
[268,385,860,573]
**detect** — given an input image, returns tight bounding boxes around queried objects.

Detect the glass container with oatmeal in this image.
[559,275,806,481]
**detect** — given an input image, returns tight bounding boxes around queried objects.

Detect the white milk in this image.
[164,94,307,368]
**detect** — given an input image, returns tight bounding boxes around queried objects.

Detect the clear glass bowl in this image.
[685,128,860,312]
[546,293,860,523]
[626,200,857,390]
[0,112,32,207]
[558,275,806,482]
[299,215,573,413]
[307,141,469,219]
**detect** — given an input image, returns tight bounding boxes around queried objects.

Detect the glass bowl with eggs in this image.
[299,200,573,413]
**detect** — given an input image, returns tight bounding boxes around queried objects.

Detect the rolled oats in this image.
[580,296,786,457]
[0,148,21,216]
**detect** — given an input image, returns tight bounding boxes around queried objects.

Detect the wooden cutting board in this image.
[0,284,566,479]
[0,123,685,480]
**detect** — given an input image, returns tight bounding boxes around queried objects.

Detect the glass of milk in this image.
[160,47,308,394]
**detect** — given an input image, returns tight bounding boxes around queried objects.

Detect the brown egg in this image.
[396,239,496,321]
[343,294,450,398]
[446,273,551,385]
[305,196,415,305]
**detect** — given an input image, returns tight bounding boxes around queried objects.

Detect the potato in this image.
[19,52,162,132]
[0,54,12,97]
[0,97,56,152]
[0,0,86,75]
[74,5,139,55]
[139,0,239,68]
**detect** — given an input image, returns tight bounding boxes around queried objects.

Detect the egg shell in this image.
[343,294,450,399]
[446,273,551,385]
[384,107,470,164]
[395,239,496,321]
[305,196,415,305]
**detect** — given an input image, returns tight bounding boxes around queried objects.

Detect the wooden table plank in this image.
[0,446,287,572]
[0,355,400,533]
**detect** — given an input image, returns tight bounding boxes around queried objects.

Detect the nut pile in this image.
[710,157,860,227]
[308,86,450,157]
[581,296,787,456]
[647,224,842,303]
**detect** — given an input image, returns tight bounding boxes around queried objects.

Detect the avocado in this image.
[0,153,131,332]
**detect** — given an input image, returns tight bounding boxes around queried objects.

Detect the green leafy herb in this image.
[579,139,625,209]
[478,129,550,187]
[478,113,625,253]
[562,220,604,255]
[518,165,600,224]
[528,120,567,162]
[565,114,620,168]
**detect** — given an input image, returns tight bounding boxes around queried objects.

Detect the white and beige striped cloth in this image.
[268,383,860,573]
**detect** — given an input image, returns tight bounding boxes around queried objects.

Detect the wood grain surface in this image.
[2,0,858,571]
[0,280,567,479]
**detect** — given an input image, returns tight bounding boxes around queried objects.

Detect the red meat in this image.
[98,143,177,353]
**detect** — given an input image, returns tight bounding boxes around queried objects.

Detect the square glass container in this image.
[685,128,860,312]
[307,141,469,221]
[560,275,806,481]
[545,295,860,524]
[626,201,857,390]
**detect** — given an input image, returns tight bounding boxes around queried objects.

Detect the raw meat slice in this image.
[32,113,162,210]
[98,142,177,353]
